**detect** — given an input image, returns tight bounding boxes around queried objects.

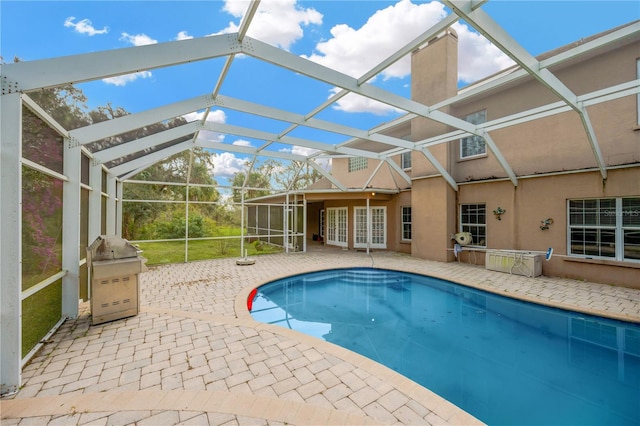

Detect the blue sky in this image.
[2,0,638,186]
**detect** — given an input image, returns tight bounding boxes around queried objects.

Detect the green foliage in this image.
[22,280,62,357]
[25,83,90,131]
[21,109,64,288]
[232,170,272,202]
[154,212,210,239]
[122,148,221,240]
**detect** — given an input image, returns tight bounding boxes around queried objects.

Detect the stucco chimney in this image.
[411,28,458,106]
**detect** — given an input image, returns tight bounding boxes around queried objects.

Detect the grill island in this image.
[87,235,148,325]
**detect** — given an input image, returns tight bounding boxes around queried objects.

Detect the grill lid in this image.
[88,235,140,261]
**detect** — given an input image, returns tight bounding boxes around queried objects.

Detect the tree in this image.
[122,147,220,240]
[231,169,272,203]
[268,159,322,191]
[19,75,90,279]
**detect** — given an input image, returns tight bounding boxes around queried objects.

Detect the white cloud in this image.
[183,109,226,125]
[288,145,319,156]
[216,0,322,50]
[302,0,446,80]
[210,151,247,179]
[120,32,158,46]
[102,71,152,86]
[233,140,252,147]
[176,31,193,41]
[328,88,404,116]
[64,17,109,36]
[186,109,227,144]
[301,0,514,114]
[453,22,516,84]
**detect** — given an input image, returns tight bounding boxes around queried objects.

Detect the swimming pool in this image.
[249,268,640,426]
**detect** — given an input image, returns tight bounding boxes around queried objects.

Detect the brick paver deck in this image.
[2,247,639,425]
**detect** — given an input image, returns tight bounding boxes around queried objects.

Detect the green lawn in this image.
[136,238,283,265]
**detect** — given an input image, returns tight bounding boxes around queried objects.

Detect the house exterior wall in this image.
[454,168,640,288]
[315,26,640,288]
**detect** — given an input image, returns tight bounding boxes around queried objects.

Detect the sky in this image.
[2,0,638,188]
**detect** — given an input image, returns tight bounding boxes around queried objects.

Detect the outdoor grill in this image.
[87,235,148,325]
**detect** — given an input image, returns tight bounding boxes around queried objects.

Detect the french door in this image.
[326,207,347,247]
[354,206,387,249]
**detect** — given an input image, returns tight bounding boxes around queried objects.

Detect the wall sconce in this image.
[493,206,506,220]
[540,218,554,230]
[371,192,376,197]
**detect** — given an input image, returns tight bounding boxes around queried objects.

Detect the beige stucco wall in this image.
[310,28,639,289]
[449,41,640,181]
[330,157,412,190]
[410,177,457,262]
[453,168,640,288]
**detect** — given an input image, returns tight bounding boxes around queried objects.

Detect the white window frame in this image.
[326,207,348,247]
[460,110,487,159]
[568,197,640,262]
[354,206,387,249]
[401,206,412,241]
[460,203,486,247]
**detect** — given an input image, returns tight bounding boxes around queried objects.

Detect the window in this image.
[348,157,367,172]
[460,110,486,159]
[569,198,640,261]
[460,203,486,246]
[401,206,412,241]
[401,152,412,170]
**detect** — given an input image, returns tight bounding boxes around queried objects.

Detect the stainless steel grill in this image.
[87,235,148,325]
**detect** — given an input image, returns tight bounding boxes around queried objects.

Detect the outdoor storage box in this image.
[485,250,543,277]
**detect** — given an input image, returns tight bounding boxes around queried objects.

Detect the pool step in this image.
[344,270,410,285]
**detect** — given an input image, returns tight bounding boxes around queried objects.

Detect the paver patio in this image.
[2,247,639,425]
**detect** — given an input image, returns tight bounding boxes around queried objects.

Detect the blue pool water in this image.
[249,268,640,426]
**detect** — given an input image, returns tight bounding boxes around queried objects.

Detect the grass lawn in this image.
[136,238,283,265]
